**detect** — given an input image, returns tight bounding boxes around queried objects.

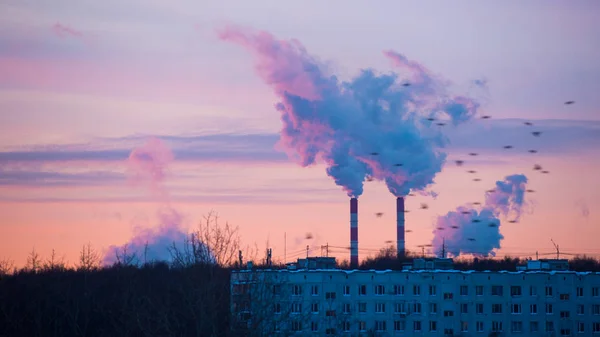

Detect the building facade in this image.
[231,260,600,336]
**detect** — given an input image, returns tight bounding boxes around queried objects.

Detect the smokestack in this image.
[397,197,406,257]
[350,197,358,268]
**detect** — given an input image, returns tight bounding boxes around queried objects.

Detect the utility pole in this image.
[238,250,243,268]
[321,243,329,257]
[441,238,446,259]
[306,245,309,258]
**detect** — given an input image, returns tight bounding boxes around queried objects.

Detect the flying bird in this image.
[532,131,542,137]
[469,153,478,156]
[370,152,379,155]
[305,233,313,240]
[508,220,518,223]
[481,115,491,119]
[426,117,436,121]
[402,82,411,87]
[486,189,496,193]
[455,160,464,166]
[524,122,533,126]
[488,223,497,227]
[467,170,477,174]
[420,203,429,210]
[473,178,481,182]
[437,122,446,126]
[394,163,403,167]
[375,212,384,218]
[384,240,393,244]
[437,227,445,230]
[528,150,538,154]
[467,238,476,241]
[461,211,472,215]
[472,219,481,223]
[533,164,542,171]
[366,176,375,182]
[451,225,459,229]
[503,145,513,149]
[541,170,550,174]
[527,189,535,193]
[405,229,413,233]
[408,193,416,197]
[472,202,481,205]
[564,101,575,105]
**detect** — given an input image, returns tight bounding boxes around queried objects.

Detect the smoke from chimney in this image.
[396,197,405,257]
[350,197,358,268]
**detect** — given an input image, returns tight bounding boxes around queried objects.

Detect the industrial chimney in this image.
[350,197,359,268]
[396,197,406,257]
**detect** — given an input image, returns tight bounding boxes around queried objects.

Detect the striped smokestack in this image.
[396,197,406,257]
[350,197,359,268]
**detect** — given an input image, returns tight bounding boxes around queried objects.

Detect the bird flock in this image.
[371,98,576,247]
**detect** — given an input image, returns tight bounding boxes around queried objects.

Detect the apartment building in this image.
[231,258,600,336]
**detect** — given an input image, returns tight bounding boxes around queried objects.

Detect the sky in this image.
[1,0,599,267]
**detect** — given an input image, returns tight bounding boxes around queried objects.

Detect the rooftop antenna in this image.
[284,232,286,264]
[306,245,309,259]
[238,250,243,268]
[551,239,560,260]
[418,244,433,258]
[321,243,329,257]
[536,251,539,260]
[267,248,272,267]
[441,238,446,259]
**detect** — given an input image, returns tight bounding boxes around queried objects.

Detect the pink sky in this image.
[1,1,599,267]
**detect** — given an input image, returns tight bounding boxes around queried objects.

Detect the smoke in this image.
[575,199,590,219]
[52,23,84,39]
[103,138,207,265]
[431,174,529,257]
[218,26,482,198]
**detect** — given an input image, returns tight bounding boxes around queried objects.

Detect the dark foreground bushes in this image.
[0,263,231,337]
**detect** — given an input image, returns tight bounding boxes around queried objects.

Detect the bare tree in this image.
[26,248,42,273]
[113,244,139,267]
[77,242,100,271]
[0,257,14,276]
[195,211,240,266]
[42,249,66,271]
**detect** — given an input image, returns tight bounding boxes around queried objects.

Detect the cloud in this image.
[0,170,123,187]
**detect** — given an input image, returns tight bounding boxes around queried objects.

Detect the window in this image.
[476,285,483,296]
[492,286,503,296]
[545,286,553,297]
[274,321,280,332]
[443,292,454,300]
[546,321,554,332]
[530,321,539,332]
[546,303,553,315]
[511,286,522,297]
[375,321,386,332]
[343,285,350,296]
[273,284,281,295]
[413,303,422,314]
[358,302,367,313]
[491,285,503,296]
[413,285,421,296]
[560,329,571,336]
[358,285,366,296]
[593,287,599,297]
[429,285,437,296]
[492,321,503,332]
[394,285,404,295]
[577,322,584,333]
[444,329,454,335]
[394,302,406,314]
[594,323,600,333]
[375,303,385,313]
[461,321,468,332]
[429,303,437,314]
[460,285,468,296]
[413,321,422,332]
[461,303,468,314]
[560,293,570,301]
[429,321,437,332]
[311,285,319,296]
[342,321,351,332]
[531,304,538,314]
[560,311,570,319]
[292,302,302,313]
[311,302,319,313]
[326,310,336,317]
[325,328,336,335]
[476,321,484,332]
[359,321,366,332]
[292,285,302,296]
[577,304,584,315]
[274,303,281,314]
[511,321,523,333]
[577,287,584,297]
[311,321,319,332]
[530,286,537,296]
[444,310,454,317]
[325,292,336,300]
[291,321,302,331]
[593,304,600,315]
[375,285,385,296]
[511,304,522,314]
[343,303,351,314]
[492,304,503,314]
[394,320,405,331]
[476,303,484,314]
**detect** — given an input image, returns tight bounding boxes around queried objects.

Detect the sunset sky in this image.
[1,0,599,267]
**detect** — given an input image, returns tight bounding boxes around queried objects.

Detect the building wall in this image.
[231,269,600,336]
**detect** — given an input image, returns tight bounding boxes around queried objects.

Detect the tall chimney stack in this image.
[396,197,406,257]
[350,197,359,268]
